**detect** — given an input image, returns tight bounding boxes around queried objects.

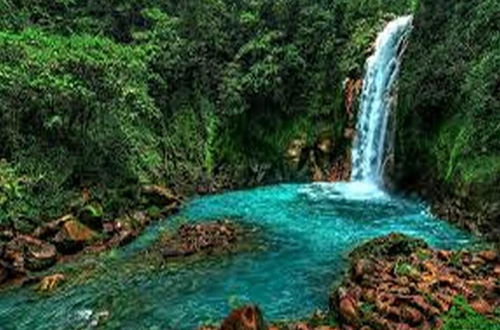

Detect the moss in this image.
[442,296,500,330]
[349,233,428,261]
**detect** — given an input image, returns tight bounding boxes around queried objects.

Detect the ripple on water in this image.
[0,183,474,329]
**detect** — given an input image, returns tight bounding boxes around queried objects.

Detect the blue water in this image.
[0,183,473,329]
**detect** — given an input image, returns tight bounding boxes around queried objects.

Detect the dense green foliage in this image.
[0,0,414,224]
[397,0,500,193]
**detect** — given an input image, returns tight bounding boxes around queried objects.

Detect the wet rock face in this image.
[330,234,500,329]
[159,220,243,258]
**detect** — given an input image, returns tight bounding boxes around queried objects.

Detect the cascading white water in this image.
[351,16,413,185]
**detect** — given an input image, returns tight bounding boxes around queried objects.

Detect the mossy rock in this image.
[349,233,428,261]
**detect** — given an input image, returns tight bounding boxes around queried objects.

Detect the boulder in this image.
[477,250,497,262]
[220,305,266,330]
[53,219,97,254]
[38,273,65,292]
[4,235,57,272]
[334,288,359,325]
[470,298,493,315]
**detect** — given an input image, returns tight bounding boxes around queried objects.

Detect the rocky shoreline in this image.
[397,181,500,243]
[206,234,500,330]
[0,185,182,290]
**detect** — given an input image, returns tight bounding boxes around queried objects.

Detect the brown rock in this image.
[61,220,96,242]
[410,296,440,316]
[433,293,453,313]
[469,298,493,315]
[220,305,266,330]
[438,274,456,286]
[353,259,370,280]
[402,306,424,325]
[477,250,497,262]
[25,240,57,271]
[362,289,376,303]
[161,221,240,258]
[344,128,356,140]
[5,235,57,271]
[395,323,413,330]
[38,273,65,291]
[437,250,451,261]
[338,291,359,324]
[53,219,97,253]
[295,322,311,330]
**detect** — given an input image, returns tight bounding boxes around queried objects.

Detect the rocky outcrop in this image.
[53,218,97,254]
[0,184,183,289]
[330,234,500,329]
[158,220,245,258]
[0,234,57,286]
[3,235,57,272]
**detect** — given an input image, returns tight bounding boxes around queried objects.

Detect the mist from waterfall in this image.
[351,16,413,186]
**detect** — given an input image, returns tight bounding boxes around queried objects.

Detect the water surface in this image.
[0,183,473,329]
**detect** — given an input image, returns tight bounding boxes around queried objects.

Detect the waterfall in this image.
[351,16,413,185]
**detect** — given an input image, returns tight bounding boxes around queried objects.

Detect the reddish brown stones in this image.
[220,305,266,330]
[329,234,500,329]
[159,220,245,258]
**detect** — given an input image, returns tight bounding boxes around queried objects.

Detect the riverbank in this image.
[0,185,182,289]
[209,234,500,330]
